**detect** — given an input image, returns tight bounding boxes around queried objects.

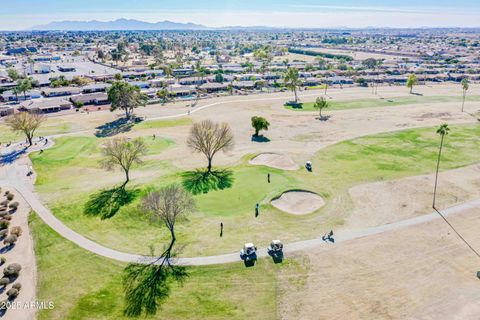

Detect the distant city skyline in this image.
[1,0,480,30]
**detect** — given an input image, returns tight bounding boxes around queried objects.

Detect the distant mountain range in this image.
[29,19,208,31]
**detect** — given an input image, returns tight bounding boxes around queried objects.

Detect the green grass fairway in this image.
[30,135,174,196]
[284,95,480,112]
[30,124,480,256]
[31,213,306,320]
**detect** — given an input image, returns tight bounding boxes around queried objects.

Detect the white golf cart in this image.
[305,161,312,172]
[240,243,257,262]
[268,240,284,261]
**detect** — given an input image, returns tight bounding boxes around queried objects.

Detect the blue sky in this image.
[1,0,480,30]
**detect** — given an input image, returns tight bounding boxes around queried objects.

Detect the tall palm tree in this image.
[461,78,469,112]
[284,67,302,103]
[433,124,450,208]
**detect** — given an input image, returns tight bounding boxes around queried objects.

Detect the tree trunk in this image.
[26,134,33,147]
[462,91,466,112]
[294,87,298,103]
[123,169,130,189]
[207,157,212,173]
[433,135,444,208]
[410,86,413,94]
[125,108,130,120]
[319,108,322,119]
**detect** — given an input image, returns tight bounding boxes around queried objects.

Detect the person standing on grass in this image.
[255,203,260,217]
[220,222,223,237]
[267,173,271,183]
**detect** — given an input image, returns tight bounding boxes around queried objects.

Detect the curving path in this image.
[0,155,479,266]
[1,91,479,266]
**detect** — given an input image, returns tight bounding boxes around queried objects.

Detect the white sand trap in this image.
[249,153,299,170]
[271,190,325,215]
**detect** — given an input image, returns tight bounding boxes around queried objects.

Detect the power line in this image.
[433,206,480,260]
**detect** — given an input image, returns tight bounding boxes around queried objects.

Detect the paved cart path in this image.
[0,159,478,266]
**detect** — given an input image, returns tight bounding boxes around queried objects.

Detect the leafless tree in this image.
[141,184,196,264]
[187,120,234,173]
[5,112,45,146]
[101,137,147,188]
[123,184,195,317]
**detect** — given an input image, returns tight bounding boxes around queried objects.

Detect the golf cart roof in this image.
[306,161,312,165]
[245,242,255,248]
[272,240,282,245]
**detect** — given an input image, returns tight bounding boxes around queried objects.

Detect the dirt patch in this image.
[278,207,480,320]
[346,164,480,230]
[416,112,451,119]
[271,190,325,215]
[249,153,299,170]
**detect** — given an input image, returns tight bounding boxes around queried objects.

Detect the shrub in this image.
[0,210,8,216]
[4,191,9,196]
[3,235,17,246]
[10,227,22,237]
[2,215,11,221]
[0,201,8,207]
[0,221,9,230]
[0,230,8,238]
[0,278,9,286]
[3,263,21,277]
[0,256,5,265]
[11,283,21,291]
[8,202,18,209]
[6,288,18,299]
[6,194,13,201]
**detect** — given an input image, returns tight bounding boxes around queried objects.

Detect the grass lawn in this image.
[30,124,480,256]
[284,95,480,112]
[31,213,306,320]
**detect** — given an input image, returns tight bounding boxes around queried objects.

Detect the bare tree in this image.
[101,137,147,188]
[187,120,234,173]
[122,185,195,317]
[5,112,45,146]
[142,184,195,263]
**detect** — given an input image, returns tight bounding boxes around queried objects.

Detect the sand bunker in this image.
[249,153,299,170]
[271,190,325,215]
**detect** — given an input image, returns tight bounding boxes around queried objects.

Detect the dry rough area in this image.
[271,191,325,215]
[278,207,480,320]
[346,164,480,230]
[249,153,299,170]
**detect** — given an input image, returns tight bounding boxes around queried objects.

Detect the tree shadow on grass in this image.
[84,186,140,219]
[181,169,234,195]
[284,101,303,109]
[95,117,143,138]
[251,135,270,143]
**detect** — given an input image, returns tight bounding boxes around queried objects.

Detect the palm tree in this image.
[433,124,450,208]
[11,86,20,102]
[18,78,32,100]
[461,78,469,112]
[284,67,302,103]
